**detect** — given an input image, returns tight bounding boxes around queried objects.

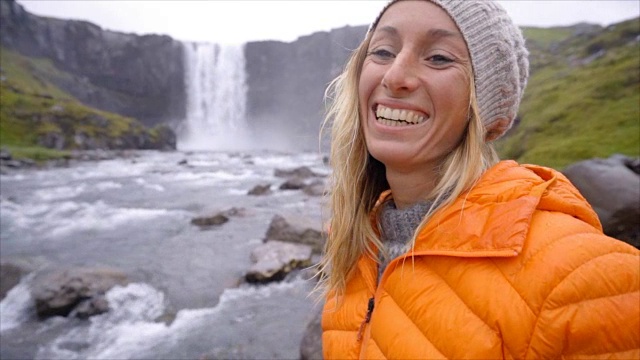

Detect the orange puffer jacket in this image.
[322,161,640,359]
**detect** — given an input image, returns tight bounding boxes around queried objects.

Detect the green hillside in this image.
[496,18,640,170]
[0,47,173,162]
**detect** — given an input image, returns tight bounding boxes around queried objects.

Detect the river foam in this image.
[1,200,186,238]
[0,275,35,333]
[32,279,312,360]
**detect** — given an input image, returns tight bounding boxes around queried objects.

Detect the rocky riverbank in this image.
[0,147,148,174]
[0,152,329,359]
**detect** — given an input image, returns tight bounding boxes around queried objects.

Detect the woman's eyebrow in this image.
[376,25,462,41]
[375,25,400,38]
[427,28,463,40]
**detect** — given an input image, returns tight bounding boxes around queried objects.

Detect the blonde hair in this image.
[316,31,499,300]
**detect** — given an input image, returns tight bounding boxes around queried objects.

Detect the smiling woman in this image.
[317,0,640,359]
[359,2,473,199]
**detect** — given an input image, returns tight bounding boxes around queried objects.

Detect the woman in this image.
[317,0,640,358]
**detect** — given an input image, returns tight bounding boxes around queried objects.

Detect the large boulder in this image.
[245,240,313,283]
[563,154,640,248]
[30,267,129,319]
[266,214,326,253]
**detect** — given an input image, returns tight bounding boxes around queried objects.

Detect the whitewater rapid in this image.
[0,150,326,359]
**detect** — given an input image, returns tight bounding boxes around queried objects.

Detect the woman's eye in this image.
[369,49,395,59]
[428,54,454,65]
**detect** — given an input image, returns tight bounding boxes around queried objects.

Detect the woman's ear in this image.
[484,118,512,142]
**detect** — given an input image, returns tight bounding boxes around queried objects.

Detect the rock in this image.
[248,183,272,196]
[147,124,177,150]
[279,177,306,190]
[275,166,318,179]
[191,214,229,227]
[563,154,640,248]
[0,147,11,161]
[245,240,313,283]
[71,295,110,319]
[265,215,326,253]
[191,207,247,228]
[300,308,323,360]
[20,158,36,167]
[30,267,128,318]
[302,180,326,197]
[37,131,66,150]
[624,157,640,175]
[3,159,24,168]
[73,131,99,149]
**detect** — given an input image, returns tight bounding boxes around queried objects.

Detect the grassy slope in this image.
[495,18,640,170]
[0,48,162,161]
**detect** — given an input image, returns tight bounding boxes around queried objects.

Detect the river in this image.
[0,150,326,359]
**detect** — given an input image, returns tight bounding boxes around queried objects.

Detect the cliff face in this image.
[244,26,367,149]
[0,0,186,127]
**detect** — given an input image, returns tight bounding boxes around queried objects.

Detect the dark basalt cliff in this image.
[1,0,367,145]
[244,26,367,148]
[0,0,186,127]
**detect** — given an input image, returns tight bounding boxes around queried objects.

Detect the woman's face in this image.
[359,0,472,173]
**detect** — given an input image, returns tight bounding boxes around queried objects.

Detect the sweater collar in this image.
[371,161,600,258]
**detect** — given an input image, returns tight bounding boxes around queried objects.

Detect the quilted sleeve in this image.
[526,236,640,359]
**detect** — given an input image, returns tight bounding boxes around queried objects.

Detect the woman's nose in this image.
[381,53,420,95]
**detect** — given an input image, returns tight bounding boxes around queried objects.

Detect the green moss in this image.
[3,145,71,163]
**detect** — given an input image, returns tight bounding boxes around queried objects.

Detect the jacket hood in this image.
[405,161,602,257]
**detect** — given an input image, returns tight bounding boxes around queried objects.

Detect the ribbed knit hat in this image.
[370,0,529,141]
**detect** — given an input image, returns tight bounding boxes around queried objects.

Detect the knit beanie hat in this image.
[370,0,529,141]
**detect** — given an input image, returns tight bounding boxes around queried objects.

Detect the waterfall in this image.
[179,43,250,151]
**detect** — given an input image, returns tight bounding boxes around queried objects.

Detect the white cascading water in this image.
[179,43,251,151]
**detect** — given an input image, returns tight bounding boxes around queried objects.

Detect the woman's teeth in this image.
[375,105,426,126]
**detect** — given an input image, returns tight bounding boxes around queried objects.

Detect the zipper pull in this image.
[357,297,375,341]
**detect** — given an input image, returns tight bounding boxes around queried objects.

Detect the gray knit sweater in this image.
[377,199,433,282]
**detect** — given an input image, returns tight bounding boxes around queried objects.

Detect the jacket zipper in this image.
[355,248,518,340]
[357,297,375,341]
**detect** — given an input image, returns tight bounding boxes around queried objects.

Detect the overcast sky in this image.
[18,0,640,44]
